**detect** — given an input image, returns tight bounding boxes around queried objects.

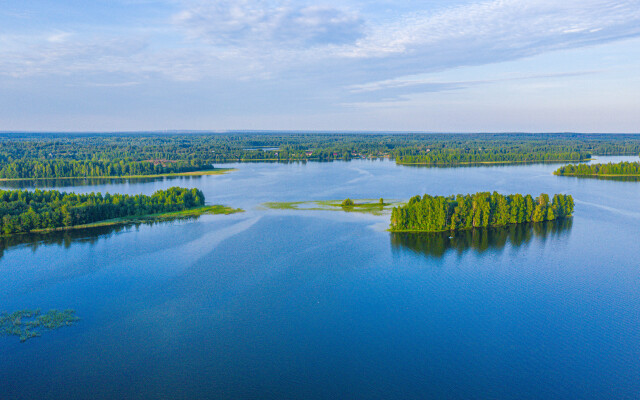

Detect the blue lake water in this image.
[1,156,640,399]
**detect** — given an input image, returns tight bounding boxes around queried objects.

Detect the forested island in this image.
[390,192,574,232]
[1,132,639,179]
[554,161,640,177]
[0,187,240,235]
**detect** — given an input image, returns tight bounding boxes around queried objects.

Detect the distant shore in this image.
[396,159,592,166]
[555,173,640,177]
[0,168,235,182]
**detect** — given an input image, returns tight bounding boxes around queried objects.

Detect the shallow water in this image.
[1,156,639,399]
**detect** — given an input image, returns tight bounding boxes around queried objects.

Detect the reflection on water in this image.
[557,175,640,182]
[0,175,205,189]
[391,219,573,259]
[0,218,200,259]
[0,225,126,259]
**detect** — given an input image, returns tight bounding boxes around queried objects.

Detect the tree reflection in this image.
[0,175,207,189]
[390,219,573,259]
[0,217,200,260]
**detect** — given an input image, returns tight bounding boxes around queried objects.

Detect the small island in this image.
[0,187,242,235]
[263,198,398,215]
[390,192,574,232]
[554,161,640,177]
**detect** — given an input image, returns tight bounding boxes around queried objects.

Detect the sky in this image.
[0,0,639,132]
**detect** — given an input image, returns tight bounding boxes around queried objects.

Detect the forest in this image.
[390,192,574,232]
[0,159,214,179]
[394,150,589,164]
[554,161,640,176]
[0,187,205,234]
[1,132,639,179]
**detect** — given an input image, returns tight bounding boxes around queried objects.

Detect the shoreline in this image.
[396,159,592,166]
[388,217,574,233]
[555,173,640,177]
[1,205,243,237]
[0,168,235,182]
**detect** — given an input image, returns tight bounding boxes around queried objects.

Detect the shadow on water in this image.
[0,217,201,260]
[390,219,573,259]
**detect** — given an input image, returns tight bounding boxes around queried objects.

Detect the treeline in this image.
[1,132,639,171]
[0,159,213,179]
[0,187,205,234]
[554,161,640,176]
[395,151,589,164]
[390,192,574,232]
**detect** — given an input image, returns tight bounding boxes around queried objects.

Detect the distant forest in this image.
[390,192,574,232]
[554,161,640,176]
[0,159,213,180]
[0,187,205,234]
[395,151,589,164]
[1,132,639,178]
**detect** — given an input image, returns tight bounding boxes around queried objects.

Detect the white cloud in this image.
[173,1,364,47]
[348,71,598,94]
[46,31,73,43]
[0,0,639,88]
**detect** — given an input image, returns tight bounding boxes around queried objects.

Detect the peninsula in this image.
[0,187,242,235]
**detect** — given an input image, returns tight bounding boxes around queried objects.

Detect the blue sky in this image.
[0,0,639,132]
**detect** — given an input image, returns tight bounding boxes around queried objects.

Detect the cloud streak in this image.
[345,0,640,59]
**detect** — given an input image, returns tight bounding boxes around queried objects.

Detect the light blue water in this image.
[1,157,639,399]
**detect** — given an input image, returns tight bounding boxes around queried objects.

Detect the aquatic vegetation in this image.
[0,309,80,342]
[263,199,403,215]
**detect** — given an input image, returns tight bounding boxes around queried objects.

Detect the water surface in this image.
[1,157,639,399]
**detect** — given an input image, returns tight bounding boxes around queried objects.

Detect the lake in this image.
[1,156,640,399]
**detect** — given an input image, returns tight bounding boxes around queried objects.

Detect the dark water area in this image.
[1,156,640,399]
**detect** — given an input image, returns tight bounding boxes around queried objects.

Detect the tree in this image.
[342,198,355,207]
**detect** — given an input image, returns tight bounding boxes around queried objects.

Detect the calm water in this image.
[1,157,640,399]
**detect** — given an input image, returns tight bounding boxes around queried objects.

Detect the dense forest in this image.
[554,161,640,176]
[0,187,205,234]
[1,132,639,179]
[0,159,214,179]
[395,150,589,164]
[390,192,574,232]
